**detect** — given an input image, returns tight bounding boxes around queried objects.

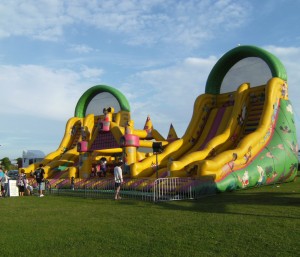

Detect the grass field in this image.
[1,177,299,257]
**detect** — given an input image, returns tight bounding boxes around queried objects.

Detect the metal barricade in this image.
[45,177,216,202]
[153,177,216,202]
[46,177,156,201]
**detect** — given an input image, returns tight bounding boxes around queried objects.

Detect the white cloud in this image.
[264,46,300,143]
[125,45,300,140]
[0,0,72,41]
[80,66,104,79]
[265,45,300,93]
[0,63,105,159]
[68,44,94,54]
[0,65,102,120]
[1,1,300,162]
[0,0,250,46]
[1,45,300,158]
[122,55,217,137]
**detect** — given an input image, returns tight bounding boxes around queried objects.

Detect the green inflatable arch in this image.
[205,45,287,94]
[74,85,131,118]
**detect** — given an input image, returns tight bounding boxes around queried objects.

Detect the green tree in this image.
[0,157,11,170]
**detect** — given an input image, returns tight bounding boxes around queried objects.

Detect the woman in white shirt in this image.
[114,159,123,200]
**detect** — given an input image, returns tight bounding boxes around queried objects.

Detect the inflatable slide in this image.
[22,45,298,194]
[22,85,167,179]
[21,117,83,176]
[131,45,298,192]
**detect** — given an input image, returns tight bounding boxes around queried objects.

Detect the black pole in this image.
[156,152,158,179]
[152,142,162,179]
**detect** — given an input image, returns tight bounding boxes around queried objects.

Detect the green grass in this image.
[1,177,299,257]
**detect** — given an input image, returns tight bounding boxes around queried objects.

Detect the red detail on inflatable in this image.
[124,134,139,147]
[100,121,110,131]
[77,141,88,152]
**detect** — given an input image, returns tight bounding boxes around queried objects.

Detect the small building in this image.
[22,150,45,167]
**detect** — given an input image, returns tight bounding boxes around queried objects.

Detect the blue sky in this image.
[1,0,300,160]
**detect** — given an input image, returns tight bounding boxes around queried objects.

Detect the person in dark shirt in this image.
[70,176,75,190]
[99,157,107,177]
[33,164,45,197]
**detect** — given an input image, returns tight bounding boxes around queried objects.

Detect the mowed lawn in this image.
[1,177,299,257]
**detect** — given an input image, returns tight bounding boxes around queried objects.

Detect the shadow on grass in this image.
[152,180,300,219]
[48,176,299,220]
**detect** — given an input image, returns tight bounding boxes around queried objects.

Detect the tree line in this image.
[0,157,21,170]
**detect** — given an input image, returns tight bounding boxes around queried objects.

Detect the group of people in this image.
[0,164,45,198]
[91,157,108,177]
[0,166,30,197]
[18,164,46,197]
[1,159,123,200]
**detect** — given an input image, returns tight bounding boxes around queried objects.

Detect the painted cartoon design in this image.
[243,146,252,164]
[279,125,291,134]
[237,104,247,125]
[286,104,293,114]
[238,170,249,188]
[266,172,278,184]
[279,163,298,182]
[281,82,288,98]
[220,153,237,178]
[256,165,265,186]
[286,140,298,155]
[265,151,278,160]
[271,101,279,124]
[272,144,284,150]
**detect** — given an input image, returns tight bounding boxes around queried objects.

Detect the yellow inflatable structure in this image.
[22,46,298,193]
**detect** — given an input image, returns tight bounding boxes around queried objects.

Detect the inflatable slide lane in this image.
[22,117,83,176]
[79,108,167,178]
[168,82,250,176]
[131,83,252,178]
[44,114,95,178]
[168,45,298,191]
[198,78,298,191]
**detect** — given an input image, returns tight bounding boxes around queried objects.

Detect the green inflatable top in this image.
[74,85,130,118]
[205,45,287,94]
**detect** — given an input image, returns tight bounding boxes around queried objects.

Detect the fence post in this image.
[153,179,156,202]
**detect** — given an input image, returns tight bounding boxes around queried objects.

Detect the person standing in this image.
[17,170,27,196]
[0,167,4,197]
[70,176,75,190]
[33,164,45,197]
[99,157,107,177]
[95,163,101,177]
[1,169,10,197]
[114,159,123,200]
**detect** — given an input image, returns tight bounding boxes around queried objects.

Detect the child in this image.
[99,157,107,177]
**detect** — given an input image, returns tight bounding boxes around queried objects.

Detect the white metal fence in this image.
[38,177,216,202]
[153,177,216,201]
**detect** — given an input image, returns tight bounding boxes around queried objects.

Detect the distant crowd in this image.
[0,164,45,198]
